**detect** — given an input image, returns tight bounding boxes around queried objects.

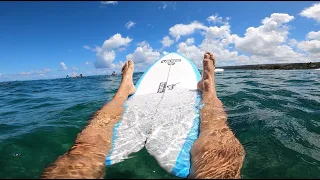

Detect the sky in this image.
[0,1,320,82]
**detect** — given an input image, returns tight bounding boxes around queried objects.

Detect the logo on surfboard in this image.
[167,82,180,90]
[157,82,167,93]
[157,82,180,93]
[161,59,181,65]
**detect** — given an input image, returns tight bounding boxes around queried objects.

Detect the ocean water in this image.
[0,70,319,179]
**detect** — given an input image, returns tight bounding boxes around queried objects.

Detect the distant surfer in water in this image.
[41,53,245,179]
[72,72,76,78]
[111,71,116,76]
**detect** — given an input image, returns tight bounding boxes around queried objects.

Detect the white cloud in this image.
[300,3,320,22]
[298,31,320,56]
[234,13,296,60]
[169,21,207,41]
[137,41,148,47]
[94,50,116,68]
[200,37,240,63]
[83,45,91,50]
[167,18,233,45]
[207,14,222,24]
[60,62,67,70]
[43,68,51,73]
[125,21,136,29]
[161,36,174,48]
[297,30,320,57]
[93,33,132,69]
[99,33,132,51]
[297,40,320,55]
[19,68,51,75]
[288,39,298,47]
[177,41,204,68]
[173,18,245,67]
[160,2,169,9]
[186,38,194,45]
[205,25,237,42]
[101,1,118,5]
[207,14,230,25]
[117,47,126,52]
[163,51,169,55]
[174,13,304,66]
[159,2,176,10]
[126,41,160,71]
[307,31,320,40]
[88,11,319,73]
[85,61,89,65]
[231,13,307,63]
[273,45,301,61]
[237,55,251,65]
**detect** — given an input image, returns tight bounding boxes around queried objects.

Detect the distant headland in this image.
[218,62,320,70]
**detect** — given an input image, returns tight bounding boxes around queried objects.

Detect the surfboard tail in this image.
[106,124,146,165]
[106,106,148,165]
[106,96,155,166]
[143,89,201,178]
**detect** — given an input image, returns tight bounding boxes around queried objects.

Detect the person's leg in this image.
[190,53,245,179]
[41,60,136,179]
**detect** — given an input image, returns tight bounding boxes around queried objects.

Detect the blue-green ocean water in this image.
[0,70,319,179]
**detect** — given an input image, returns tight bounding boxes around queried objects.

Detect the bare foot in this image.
[121,60,136,95]
[197,52,216,96]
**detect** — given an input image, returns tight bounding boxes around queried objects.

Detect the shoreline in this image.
[1,62,320,83]
[218,62,320,70]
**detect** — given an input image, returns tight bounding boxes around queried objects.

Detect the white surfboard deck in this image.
[106,52,202,178]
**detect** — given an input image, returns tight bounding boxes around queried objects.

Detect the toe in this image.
[203,52,216,66]
[128,60,134,68]
[121,61,128,73]
[211,55,216,66]
[204,52,211,59]
[210,54,215,60]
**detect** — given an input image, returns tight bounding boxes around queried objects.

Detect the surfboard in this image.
[106,52,202,178]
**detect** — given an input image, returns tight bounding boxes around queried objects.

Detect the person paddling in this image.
[41,52,245,179]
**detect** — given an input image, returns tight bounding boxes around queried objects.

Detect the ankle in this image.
[112,95,127,104]
[202,92,217,100]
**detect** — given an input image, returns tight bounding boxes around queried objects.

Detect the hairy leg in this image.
[190,53,245,179]
[41,60,136,179]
